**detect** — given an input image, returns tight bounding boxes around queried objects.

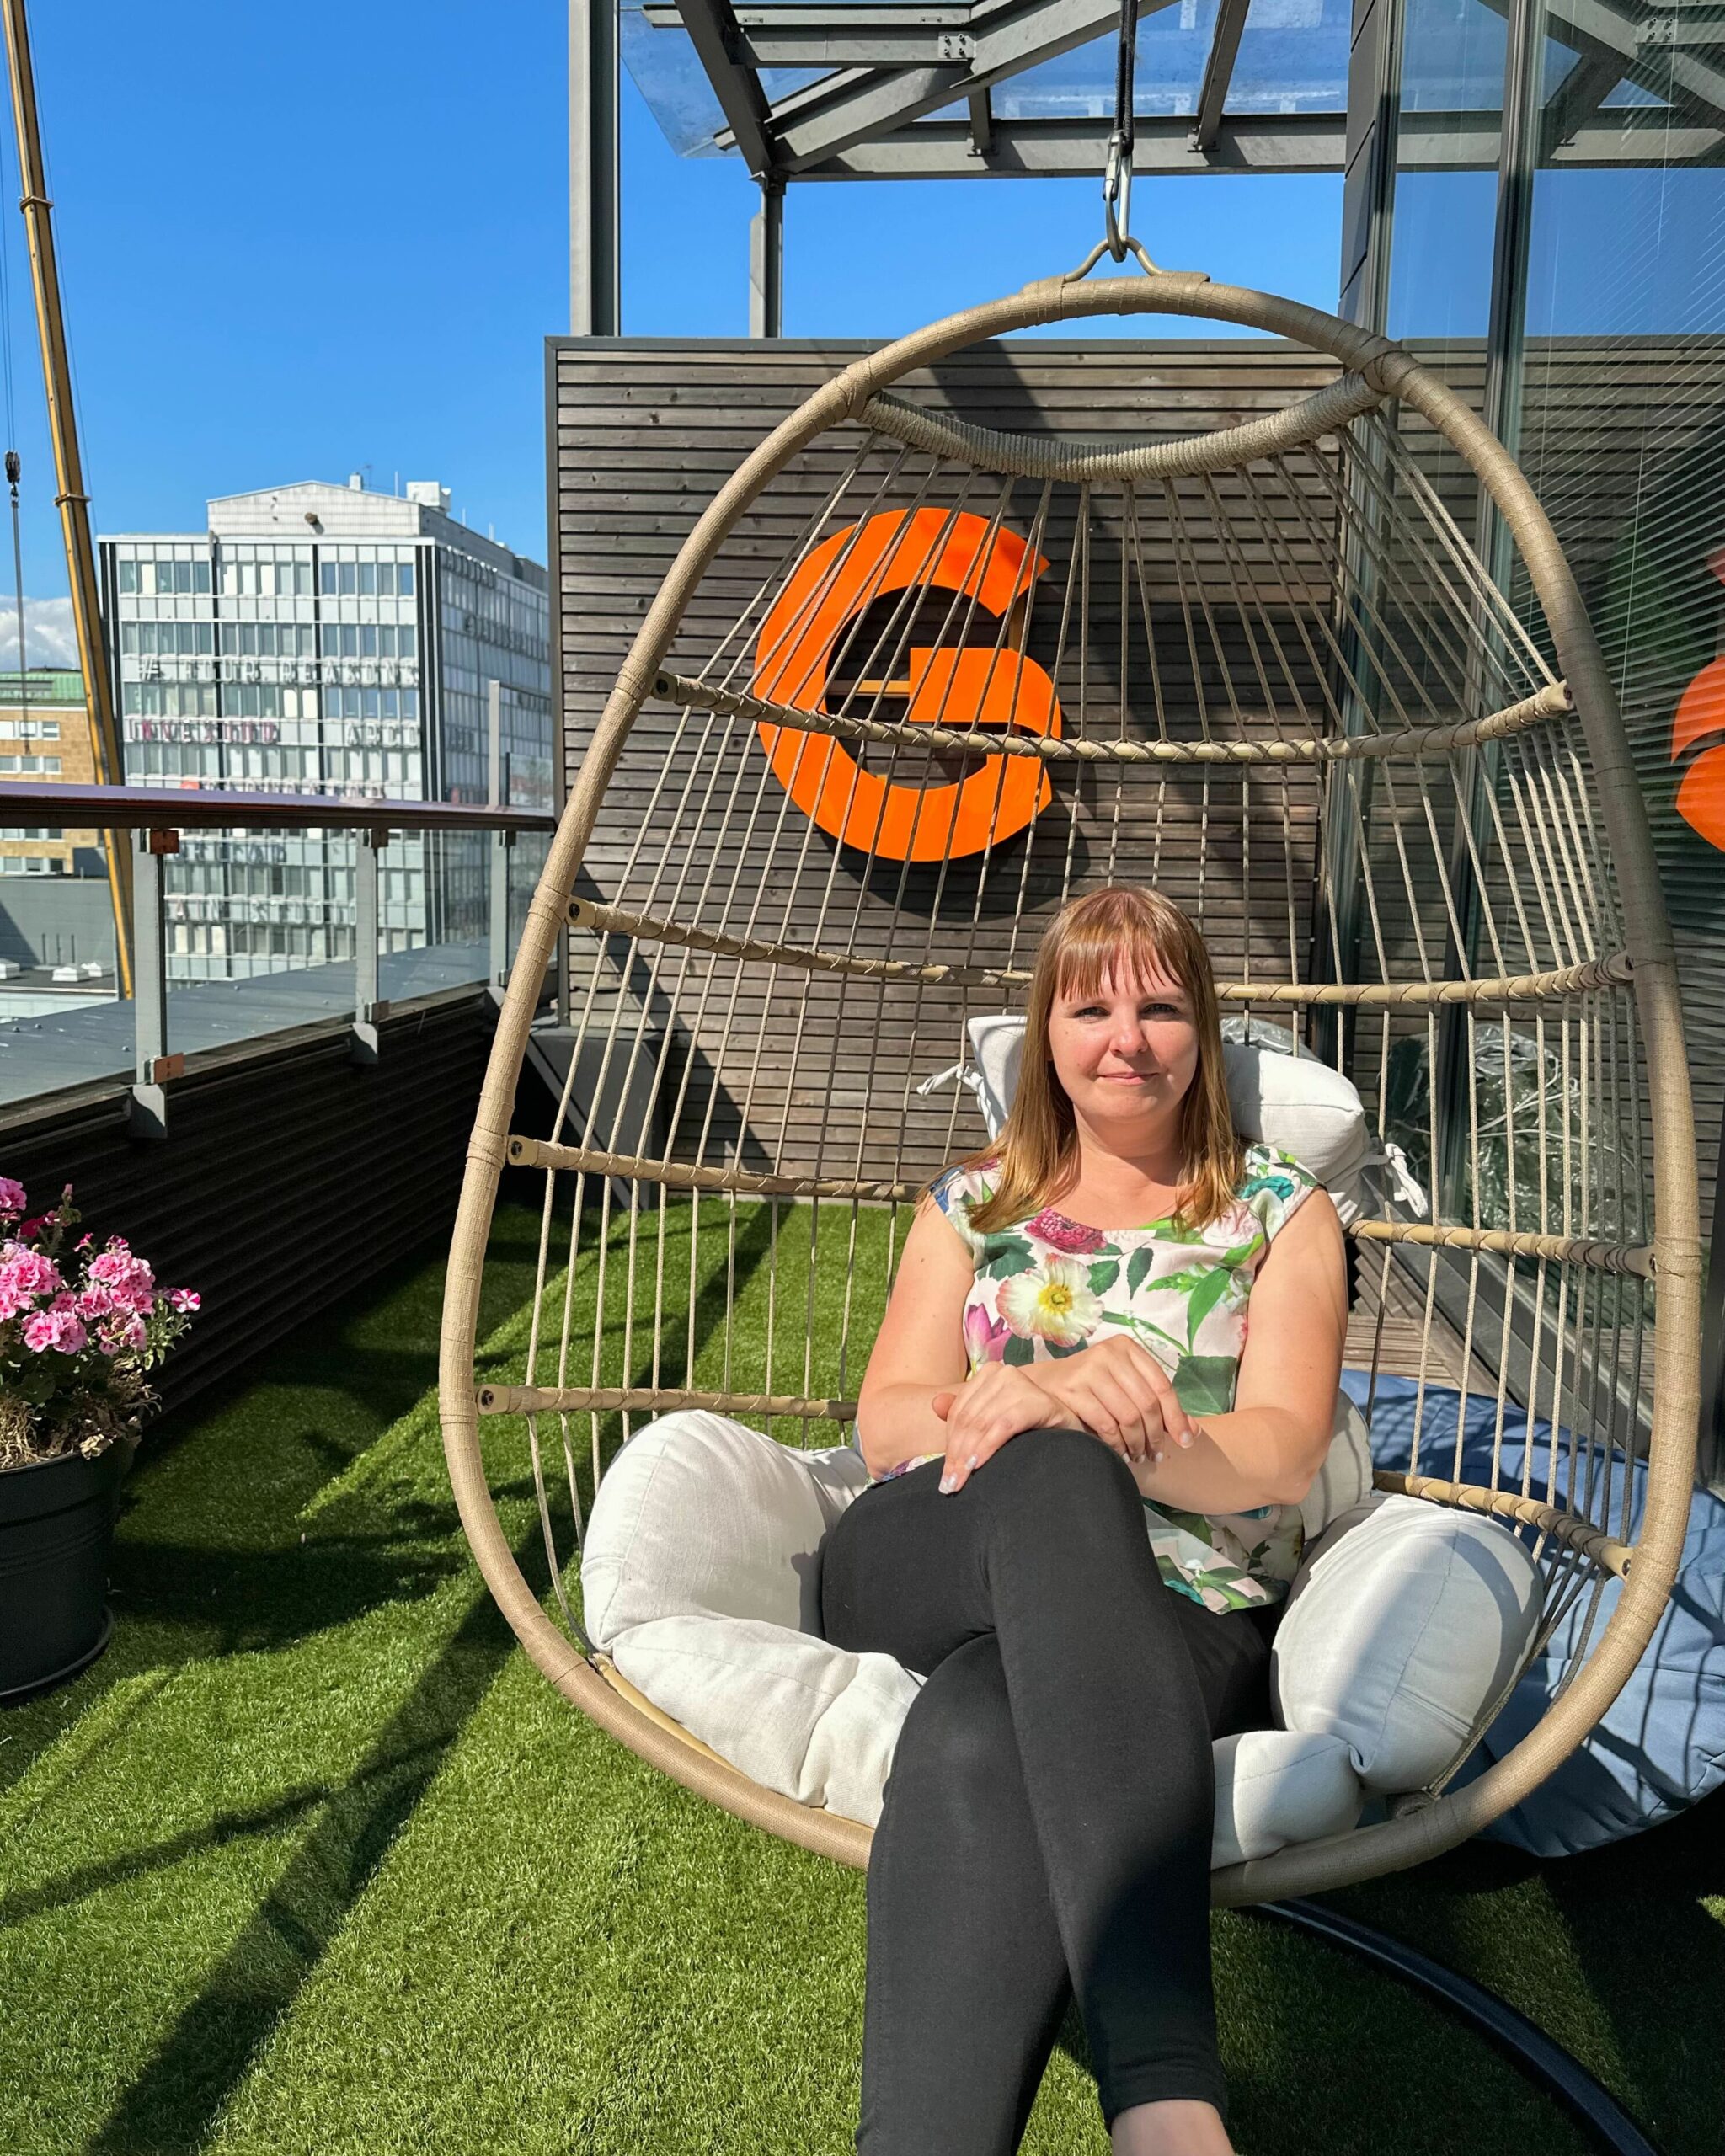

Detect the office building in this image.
[99,477,553,980]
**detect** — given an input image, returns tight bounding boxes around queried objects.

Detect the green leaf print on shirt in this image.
[1172,1355,1239,1414]
[1181,1263,1238,1342]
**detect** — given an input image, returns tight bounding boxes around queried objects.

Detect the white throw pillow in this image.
[1210,1727,1364,1867]
[606,1611,924,1828]
[1272,1492,1542,1793]
[932,1013,1428,1226]
[580,1409,869,1646]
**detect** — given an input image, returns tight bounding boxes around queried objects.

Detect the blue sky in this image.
[0,0,1351,661]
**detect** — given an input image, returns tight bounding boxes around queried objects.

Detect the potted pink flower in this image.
[0,1177,197,1699]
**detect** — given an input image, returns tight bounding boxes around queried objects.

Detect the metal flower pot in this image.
[0,1440,127,1701]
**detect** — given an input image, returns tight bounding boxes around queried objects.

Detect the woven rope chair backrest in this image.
[441,268,1702,1904]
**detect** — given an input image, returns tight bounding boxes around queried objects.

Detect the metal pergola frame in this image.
[569,0,1725,332]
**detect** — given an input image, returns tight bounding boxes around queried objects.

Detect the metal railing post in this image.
[129,825,182,1138]
[489,825,515,990]
[487,677,514,995]
[350,826,389,1064]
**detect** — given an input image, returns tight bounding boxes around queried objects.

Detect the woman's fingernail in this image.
[938,1471,957,1493]
[966,1454,979,1471]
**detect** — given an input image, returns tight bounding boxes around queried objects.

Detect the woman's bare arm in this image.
[853,1194,974,1478]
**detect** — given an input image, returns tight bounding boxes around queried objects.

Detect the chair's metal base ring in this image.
[1256,1900,1660,2156]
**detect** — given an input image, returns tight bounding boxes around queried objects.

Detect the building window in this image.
[0,719,61,740]
[318,557,414,599]
[0,754,61,773]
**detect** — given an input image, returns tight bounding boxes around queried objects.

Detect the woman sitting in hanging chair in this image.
[822,881,1349,2156]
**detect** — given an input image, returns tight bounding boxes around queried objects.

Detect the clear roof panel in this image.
[626,0,1352,159]
[988,0,1347,124]
[621,3,728,157]
[1399,0,1506,114]
[624,0,1705,165]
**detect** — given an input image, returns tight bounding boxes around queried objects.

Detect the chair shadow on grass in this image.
[78,1199,782,2155]
[84,1576,523,2156]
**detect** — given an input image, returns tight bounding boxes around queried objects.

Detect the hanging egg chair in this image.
[439,248,1702,1906]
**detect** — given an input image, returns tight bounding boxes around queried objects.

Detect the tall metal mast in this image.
[0,0,132,994]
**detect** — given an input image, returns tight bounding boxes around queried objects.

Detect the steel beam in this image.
[1482,0,1725,132]
[750,173,785,333]
[676,0,778,175]
[1191,0,1252,152]
[645,2,984,67]
[570,0,621,334]
[802,111,1346,176]
[792,104,1718,177]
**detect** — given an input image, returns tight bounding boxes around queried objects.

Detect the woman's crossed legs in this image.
[818,1426,1274,2156]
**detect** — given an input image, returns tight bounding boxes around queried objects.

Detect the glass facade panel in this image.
[1386,0,1503,339]
[1516,35,1725,1112]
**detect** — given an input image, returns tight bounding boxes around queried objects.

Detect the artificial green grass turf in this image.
[0,1198,1717,2154]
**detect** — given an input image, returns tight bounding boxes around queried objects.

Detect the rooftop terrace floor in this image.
[2,1211,1719,2156]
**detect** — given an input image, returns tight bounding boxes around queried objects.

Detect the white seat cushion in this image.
[583,1412,1535,1865]
[1272,1492,1543,1792]
[1210,1728,1364,1866]
[581,1408,868,1644]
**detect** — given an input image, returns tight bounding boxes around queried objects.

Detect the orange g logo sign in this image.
[751,507,1062,861]
[1671,547,1725,851]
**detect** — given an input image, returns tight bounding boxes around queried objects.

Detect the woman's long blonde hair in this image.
[927,885,1243,1235]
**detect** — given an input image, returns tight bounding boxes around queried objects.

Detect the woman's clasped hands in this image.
[931,1334,1199,1496]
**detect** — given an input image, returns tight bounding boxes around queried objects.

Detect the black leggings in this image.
[817,1424,1278,2154]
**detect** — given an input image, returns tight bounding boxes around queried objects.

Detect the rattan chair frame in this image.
[439,261,1702,1907]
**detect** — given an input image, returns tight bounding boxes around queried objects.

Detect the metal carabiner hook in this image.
[1102,131,1131,262]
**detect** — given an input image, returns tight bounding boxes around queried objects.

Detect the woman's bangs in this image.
[1055,919,1187,1006]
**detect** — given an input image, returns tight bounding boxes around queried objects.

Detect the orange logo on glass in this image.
[751,508,1061,861]
[1672,547,1725,851]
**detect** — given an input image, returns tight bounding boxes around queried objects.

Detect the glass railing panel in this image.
[0,789,555,1113]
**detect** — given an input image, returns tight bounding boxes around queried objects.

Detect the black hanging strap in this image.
[1103,0,1140,258]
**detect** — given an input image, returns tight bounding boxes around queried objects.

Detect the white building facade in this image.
[99,478,553,981]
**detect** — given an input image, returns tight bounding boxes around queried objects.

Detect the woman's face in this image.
[1046,949,1201,1143]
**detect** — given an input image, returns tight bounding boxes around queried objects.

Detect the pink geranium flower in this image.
[97,1312,147,1353]
[0,1245,64,1316]
[1026,1207,1107,1256]
[0,1177,24,1214]
[88,1246,156,1314]
[23,1305,87,1354]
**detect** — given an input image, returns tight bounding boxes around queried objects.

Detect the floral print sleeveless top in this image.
[873,1143,1321,1614]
